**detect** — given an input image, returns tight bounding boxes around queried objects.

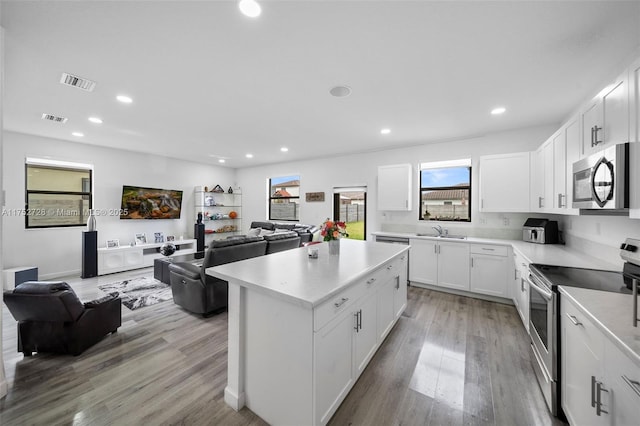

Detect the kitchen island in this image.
[207,239,409,425]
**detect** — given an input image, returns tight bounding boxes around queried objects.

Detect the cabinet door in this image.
[564,116,581,214]
[604,338,640,425]
[470,254,508,298]
[378,164,412,211]
[437,242,470,291]
[409,239,438,285]
[353,290,379,377]
[561,298,607,426]
[479,152,530,212]
[582,99,604,156]
[531,146,546,211]
[630,57,640,219]
[552,131,566,211]
[394,274,407,319]
[631,57,640,144]
[602,72,629,147]
[377,275,396,341]
[314,311,355,425]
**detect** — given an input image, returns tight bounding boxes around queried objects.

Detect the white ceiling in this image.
[2,1,640,168]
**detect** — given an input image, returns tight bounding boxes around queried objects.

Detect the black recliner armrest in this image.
[84,292,119,308]
[169,262,201,280]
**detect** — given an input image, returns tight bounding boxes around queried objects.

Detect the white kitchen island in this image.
[207,239,409,426]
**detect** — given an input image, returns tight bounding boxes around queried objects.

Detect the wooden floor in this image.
[1,270,564,425]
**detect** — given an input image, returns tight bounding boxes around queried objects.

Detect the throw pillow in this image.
[259,229,274,237]
[247,227,261,237]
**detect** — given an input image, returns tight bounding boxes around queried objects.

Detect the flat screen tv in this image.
[120,185,183,219]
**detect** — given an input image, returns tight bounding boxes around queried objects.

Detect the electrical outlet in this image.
[503,217,510,226]
[479,217,487,225]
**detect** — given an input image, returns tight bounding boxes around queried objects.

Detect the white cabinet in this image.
[97,239,197,275]
[377,254,408,341]
[531,139,554,212]
[562,116,581,214]
[353,289,378,376]
[409,238,469,291]
[470,244,510,298]
[377,164,412,211]
[479,152,530,212]
[581,70,630,157]
[604,337,640,425]
[512,249,530,332]
[630,57,640,219]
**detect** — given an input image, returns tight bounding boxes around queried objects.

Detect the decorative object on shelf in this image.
[229,210,238,219]
[197,212,203,224]
[106,239,120,248]
[205,195,214,206]
[320,218,348,256]
[228,186,233,194]
[166,235,175,242]
[135,233,147,245]
[212,184,224,193]
[204,186,209,192]
[154,232,164,243]
[86,210,97,231]
[159,242,177,257]
[305,192,325,202]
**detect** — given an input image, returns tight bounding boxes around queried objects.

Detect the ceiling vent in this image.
[60,72,96,92]
[41,113,68,124]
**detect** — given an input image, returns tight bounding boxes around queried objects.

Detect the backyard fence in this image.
[340,204,365,223]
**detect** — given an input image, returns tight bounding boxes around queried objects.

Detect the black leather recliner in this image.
[3,281,122,356]
[168,236,267,316]
[264,231,301,254]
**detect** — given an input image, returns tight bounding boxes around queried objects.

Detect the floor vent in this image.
[60,72,96,92]
[41,113,68,124]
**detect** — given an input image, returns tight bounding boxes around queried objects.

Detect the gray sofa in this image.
[249,221,319,246]
[168,232,300,316]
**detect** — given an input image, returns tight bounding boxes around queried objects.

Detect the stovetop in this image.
[530,263,632,295]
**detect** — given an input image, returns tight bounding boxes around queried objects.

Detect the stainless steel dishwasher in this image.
[375,235,410,284]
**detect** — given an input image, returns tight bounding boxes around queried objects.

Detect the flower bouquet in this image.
[320,219,348,255]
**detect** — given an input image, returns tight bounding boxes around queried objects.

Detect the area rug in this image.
[98,276,172,310]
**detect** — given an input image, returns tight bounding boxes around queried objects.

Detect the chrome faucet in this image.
[432,225,443,236]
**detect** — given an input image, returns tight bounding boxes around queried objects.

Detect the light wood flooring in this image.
[1,270,564,425]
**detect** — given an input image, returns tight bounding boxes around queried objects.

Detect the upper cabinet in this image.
[629,57,640,218]
[479,152,530,212]
[378,164,412,211]
[580,70,630,157]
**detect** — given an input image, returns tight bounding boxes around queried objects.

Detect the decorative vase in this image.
[87,211,97,232]
[328,239,340,255]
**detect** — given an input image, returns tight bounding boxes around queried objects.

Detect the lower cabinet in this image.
[512,248,530,332]
[470,244,510,297]
[409,238,469,291]
[561,295,640,425]
[313,253,408,425]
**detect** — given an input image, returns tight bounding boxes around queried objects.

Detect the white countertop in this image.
[559,286,640,367]
[206,239,409,309]
[371,231,620,271]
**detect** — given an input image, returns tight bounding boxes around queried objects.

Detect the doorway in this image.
[333,187,367,240]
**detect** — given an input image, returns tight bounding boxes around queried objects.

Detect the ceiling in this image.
[2,1,640,168]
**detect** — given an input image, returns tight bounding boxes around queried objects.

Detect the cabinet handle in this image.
[334,297,349,308]
[434,245,437,254]
[481,199,484,209]
[521,278,526,292]
[591,125,595,147]
[354,311,359,332]
[471,258,474,268]
[558,193,564,208]
[354,309,362,332]
[538,196,544,208]
[593,125,602,147]
[622,375,640,398]
[595,380,609,416]
[405,199,408,208]
[591,375,597,408]
[395,276,400,290]
[514,269,518,280]
[481,247,495,251]
[566,313,582,326]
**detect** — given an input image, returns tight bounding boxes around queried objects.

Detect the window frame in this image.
[268,175,300,222]
[418,160,472,223]
[25,161,93,229]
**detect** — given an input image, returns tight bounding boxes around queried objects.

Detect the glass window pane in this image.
[26,193,90,227]
[270,175,300,197]
[26,166,91,192]
[270,199,300,221]
[420,167,469,187]
[421,189,470,221]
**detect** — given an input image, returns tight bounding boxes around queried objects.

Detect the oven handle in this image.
[528,275,553,301]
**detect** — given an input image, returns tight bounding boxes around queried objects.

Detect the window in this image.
[25,159,93,228]
[269,175,300,221]
[419,159,471,222]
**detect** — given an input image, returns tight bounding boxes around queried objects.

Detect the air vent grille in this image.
[60,72,96,92]
[41,113,68,124]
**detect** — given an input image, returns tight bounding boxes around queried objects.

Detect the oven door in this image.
[528,273,557,414]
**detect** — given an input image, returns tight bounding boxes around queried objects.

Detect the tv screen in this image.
[120,185,183,219]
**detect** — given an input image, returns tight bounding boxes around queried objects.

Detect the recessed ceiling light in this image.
[71,132,84,137]
[246,154,254,158]
[280,147,289,152]
[491,107,506,115]
[218,159,226,163]
[88,117,103,124]
[380,128,391,135]
[239,0,261,18]
[329,85,352,97]
[116,95,133,104]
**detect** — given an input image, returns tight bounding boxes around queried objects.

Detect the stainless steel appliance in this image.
[572,143,629,209]
[523,218,558,244]
[528,262,632,417]
[375,234,410,284]
[620,237,640,326]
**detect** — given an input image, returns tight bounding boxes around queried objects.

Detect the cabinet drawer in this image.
[605,338,640,405]
[470,244,508,257]
[561,297,604,358]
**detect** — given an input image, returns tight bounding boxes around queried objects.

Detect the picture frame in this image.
[135,233,147,245]
[154,232,164,243]
[166,235,175,242]
[305,192,325,202]
[106,239,120,249]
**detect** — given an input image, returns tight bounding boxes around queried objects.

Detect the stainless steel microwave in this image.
[572,143,629,209]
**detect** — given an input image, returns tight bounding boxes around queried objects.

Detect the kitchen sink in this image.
[414,233,467,239]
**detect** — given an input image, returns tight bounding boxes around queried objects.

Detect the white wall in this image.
[2,131,235,278]
[0,21,8,400]
[237,125,558,239]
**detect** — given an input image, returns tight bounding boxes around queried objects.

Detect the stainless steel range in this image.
[528,247,634,418]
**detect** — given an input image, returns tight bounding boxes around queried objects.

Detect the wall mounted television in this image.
[120,185,183,219]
